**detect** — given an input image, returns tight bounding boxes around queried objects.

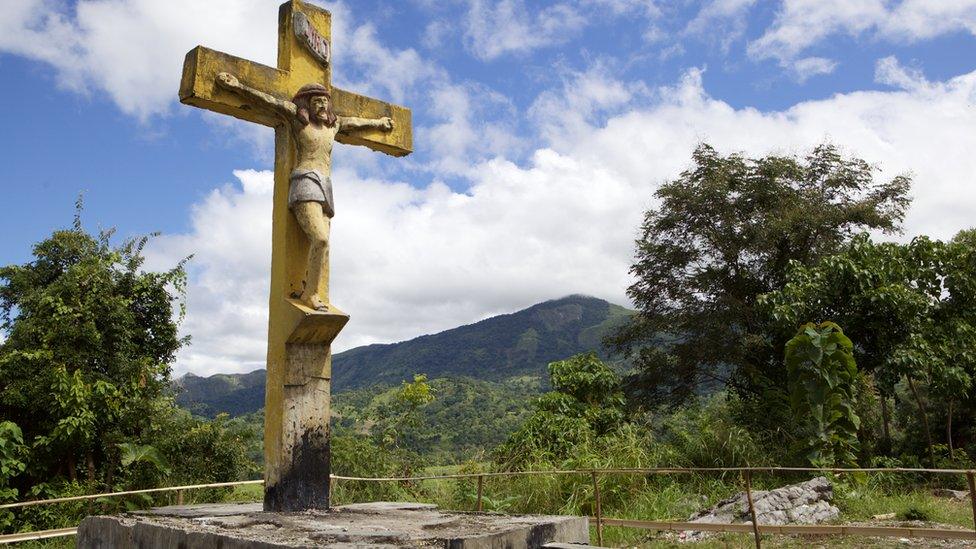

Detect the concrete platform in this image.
[76,501,591,548]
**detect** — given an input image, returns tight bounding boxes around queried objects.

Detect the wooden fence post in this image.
[476,475,484,512]
[591,471,603,546]
[176,489,184,506]
[743,471,761,549]
[966,471,976,535]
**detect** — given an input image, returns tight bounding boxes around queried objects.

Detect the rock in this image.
[932,488,970,501]
[682,477,840,541]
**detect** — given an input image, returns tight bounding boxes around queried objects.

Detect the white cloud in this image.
[748,0,976,77]
[419,82,525,175]
[149,62,976,376]
[447,0,665,58]
[874,55,930,91]
[792,56,838,82]
[529,61,651,148]
[578,0,659,18]
[881,1,976,41]
[0,0,283,121]
[0,0,437,121]
[421,19,452,50]
[340,22,443,104]
[145,169,274,374]
[461,0,587,60]
[685,0,757,52]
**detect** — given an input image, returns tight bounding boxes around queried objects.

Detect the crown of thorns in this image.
[292,83,331,101]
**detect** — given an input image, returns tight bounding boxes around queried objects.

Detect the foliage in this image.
[117,443,170,476]
[496,353,626,466]
[900,505,932,522]
[154,409,258,488]
[0,422,26,492]
[444,396,781,547]
[0,422,27,529]
[330,426,416,504]
[0,206,259,533]
[333,376,539,464]
[761,232,976,464]
[0,203,188,489]
[608,143,911,409]
[371,374,436,454]
[784,322,861,466]
[331,373,515,505]
[654,394,773,468]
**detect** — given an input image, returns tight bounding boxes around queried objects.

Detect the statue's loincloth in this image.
[288,169,334,217]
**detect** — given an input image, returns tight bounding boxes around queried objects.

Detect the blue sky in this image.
[2,0,976,375]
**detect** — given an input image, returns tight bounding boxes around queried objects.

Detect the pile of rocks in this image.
[682,476,839,541]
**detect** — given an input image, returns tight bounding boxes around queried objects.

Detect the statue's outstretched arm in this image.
[216,72,297,119]
[339,115,393,132]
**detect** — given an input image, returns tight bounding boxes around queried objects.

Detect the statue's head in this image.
[293,83,337,128]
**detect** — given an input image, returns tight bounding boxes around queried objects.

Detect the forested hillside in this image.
[173,370,266,418]
[332,294,632,389]
[174,295,633,418]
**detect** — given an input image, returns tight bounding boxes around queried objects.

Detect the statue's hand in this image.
[379,116,394,131]
[217,72,240,89]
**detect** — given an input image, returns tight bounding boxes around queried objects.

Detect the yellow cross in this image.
[178,0,412,511]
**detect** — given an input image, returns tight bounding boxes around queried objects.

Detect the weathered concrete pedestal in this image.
[76,502,590,548]
[265,302,348,512]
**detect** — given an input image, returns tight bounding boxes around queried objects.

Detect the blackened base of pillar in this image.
[264,429,330,511]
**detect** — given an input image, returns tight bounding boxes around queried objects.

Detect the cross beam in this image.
[180,46,412,157]
[178,0,412,512]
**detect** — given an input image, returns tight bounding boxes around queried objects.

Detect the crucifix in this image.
[178,0,411,511]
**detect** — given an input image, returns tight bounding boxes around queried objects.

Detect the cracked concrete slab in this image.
[76,501,590,548]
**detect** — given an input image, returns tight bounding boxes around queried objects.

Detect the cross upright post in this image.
[178,0,411,512]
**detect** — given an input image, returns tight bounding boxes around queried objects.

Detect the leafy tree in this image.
[784,322,860,466]
[609,143,911,410]
[0,204,188,489]
[369,374,436,470]
[332,376,538,463]
[117,443,171,477]
[155,409,256,497]
[0,422,26,529]
[762,233,976,464]
[497,353,625,466]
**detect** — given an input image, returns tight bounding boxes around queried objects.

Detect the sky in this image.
[1,0,975,377]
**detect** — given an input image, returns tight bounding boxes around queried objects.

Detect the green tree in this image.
[784,322,861,466]
[369,374,436,470]
[0,422,27,529]
[609,144,911,410]
[497,353,625,466]
[762,233,976,464]
[0,204,188,489]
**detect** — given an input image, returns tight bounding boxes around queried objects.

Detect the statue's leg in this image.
[292,201,331,310]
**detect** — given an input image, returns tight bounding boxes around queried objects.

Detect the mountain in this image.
[332,294,631,389]
[174,295,633,418]
[173,369,266,418]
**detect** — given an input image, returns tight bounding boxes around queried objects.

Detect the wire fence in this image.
[1,467,975,547]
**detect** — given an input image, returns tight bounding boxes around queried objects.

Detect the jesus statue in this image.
[217,72,393,311]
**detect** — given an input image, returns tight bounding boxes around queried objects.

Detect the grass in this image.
[836,487,975,528]
[400,468,976,547]
[222,482,263,503]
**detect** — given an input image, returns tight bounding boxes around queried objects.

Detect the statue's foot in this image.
[304,296,329,312]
